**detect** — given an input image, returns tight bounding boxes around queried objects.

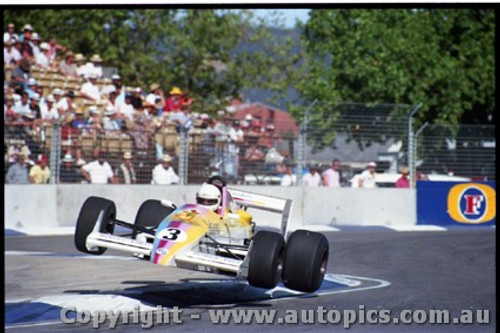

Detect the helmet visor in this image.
[196,197,218,206]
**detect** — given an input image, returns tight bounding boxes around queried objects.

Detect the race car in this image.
[74,176,329,292]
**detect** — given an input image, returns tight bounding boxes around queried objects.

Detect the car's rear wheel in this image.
[132,200,175,239]
[247,231,285,289]
[75,196,116,255]
[282,230,329,292]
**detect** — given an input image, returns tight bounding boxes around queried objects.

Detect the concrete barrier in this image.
[5,185,416,235]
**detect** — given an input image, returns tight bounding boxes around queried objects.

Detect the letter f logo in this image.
[464,195,484,215]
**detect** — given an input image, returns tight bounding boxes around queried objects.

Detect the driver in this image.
[196,183,221,212]
[195,181,252,225]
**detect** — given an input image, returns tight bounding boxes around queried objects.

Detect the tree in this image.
[294,8,495,143]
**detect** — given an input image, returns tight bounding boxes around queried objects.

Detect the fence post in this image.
[407,103,423,188]
[178,129,189,185]
[49,123,61,184]
[297,99,318,186]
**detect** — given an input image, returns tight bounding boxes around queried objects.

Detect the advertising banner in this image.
[417,181,496,226]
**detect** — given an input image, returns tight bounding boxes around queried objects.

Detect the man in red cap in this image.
[29,154,51,184]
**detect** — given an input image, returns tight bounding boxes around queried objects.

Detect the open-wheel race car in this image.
[74,176,329,292]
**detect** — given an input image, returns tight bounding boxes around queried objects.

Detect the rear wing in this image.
[227,188,292,236]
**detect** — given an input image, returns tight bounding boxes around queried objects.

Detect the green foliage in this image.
[298,9,495,124]
[298,8,495,130]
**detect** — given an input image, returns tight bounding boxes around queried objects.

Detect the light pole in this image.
[297,99,318,185]
[407,103,423,188]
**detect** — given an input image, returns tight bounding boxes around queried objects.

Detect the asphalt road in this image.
[5,229,496,332]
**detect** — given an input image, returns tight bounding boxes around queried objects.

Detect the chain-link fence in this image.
[4,103,495,186]
[414,124,495,181]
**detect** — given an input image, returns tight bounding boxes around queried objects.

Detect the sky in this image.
[251,9,311,28]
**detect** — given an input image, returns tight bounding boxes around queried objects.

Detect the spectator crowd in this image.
[5,22,413,188]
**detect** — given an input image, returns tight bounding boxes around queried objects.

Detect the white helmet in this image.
[196,183,221,211]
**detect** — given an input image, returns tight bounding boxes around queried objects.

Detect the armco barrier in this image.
[5,185,417,234]
[417,181,496,226]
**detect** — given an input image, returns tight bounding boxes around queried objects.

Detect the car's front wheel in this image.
[247,231,285,289]
[74,196,116,255]
[132,199,175,239]
[282,230,329,292]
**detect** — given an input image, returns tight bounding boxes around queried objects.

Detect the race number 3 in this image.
[158,228,187,242]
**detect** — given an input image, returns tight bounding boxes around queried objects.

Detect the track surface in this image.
[5,229,496,332]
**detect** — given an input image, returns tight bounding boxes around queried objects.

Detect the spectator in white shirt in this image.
[80,73,101,103]
[152,154,179,185]
[118,93,135,121]
[74,53,87,78]
[30,32,41,59]
[146,83,163,105]
[4,23,18,44]
[358,161,377,188]
[81,150,115,184]
[280,162,297,187]
[35,42,51,68]
[322,158,342,188]
[82,54,103,79]
[4,38,22,66]
[102,106,123,131]
[302,165,322,187]
[40,94,58,121]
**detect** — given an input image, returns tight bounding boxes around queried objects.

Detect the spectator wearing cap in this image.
[114,151,137,184]
[5,151,30,184]
[396,166,410,188]
[258,123,277,151]
[302,164,322,187]
[83,54,104,79]
[164,87,183,112]
[131,87,144,110]
[11,57,31,90]
[19,24,34,60]
[146,83,163,106]
[152,154,179,185]
[29,154,50,184]
[322,158,343,188]
[4,38,22,66]
[58,154,79,183]
[80,72,101,103]
[102,105,123,131]
[102,74,120,96]
[81,149,115,184]
[40,94,58,121]
[60,51,78,77]
[25,77,38,98]
[47,37,66,62]
[52,88,64,104]
[74,53,87,77]
[30,32,41,58]
[28,93,42,120]
[4,23,18,44]
[358,161,377,188]
[87,106,103,133]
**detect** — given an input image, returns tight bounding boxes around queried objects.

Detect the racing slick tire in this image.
[75,196,116,255]
[132,200,175,239]
[247,231,285,289]
[282,230,329,292]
